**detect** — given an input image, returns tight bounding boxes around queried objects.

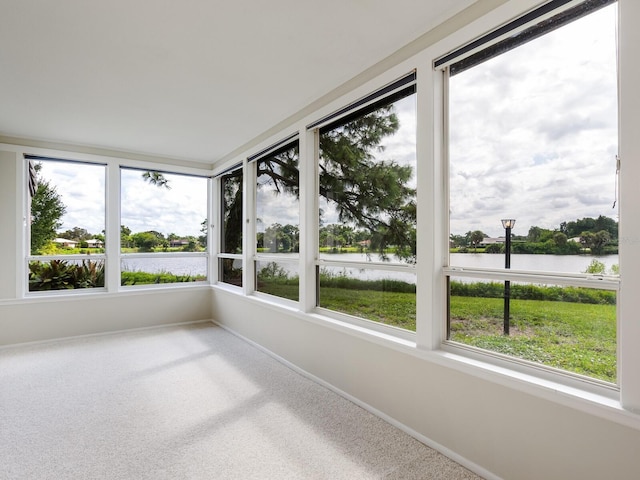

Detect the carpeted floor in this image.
[0,322,482,479]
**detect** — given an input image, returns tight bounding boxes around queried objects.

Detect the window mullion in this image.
[106,162,120,291]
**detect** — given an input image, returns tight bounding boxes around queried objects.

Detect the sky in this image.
[35,161,208,238]
[34,3,618,242]
[448,3,619,238]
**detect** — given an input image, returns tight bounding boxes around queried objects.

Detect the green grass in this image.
[319,287,416,331]
[449,296,616,382]
[248,270,617,383]
[121,271,206,285]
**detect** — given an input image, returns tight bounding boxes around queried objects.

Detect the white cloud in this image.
[449,4,618,237]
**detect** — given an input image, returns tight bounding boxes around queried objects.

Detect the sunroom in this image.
[1,1,640,478]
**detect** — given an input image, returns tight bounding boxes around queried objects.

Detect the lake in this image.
[123,253,619,282]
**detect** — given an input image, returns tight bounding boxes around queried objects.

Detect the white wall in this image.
[0,288,212,346]
[212,289,640,479]
[0,151,19,299]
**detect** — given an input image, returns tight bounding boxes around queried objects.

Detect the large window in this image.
[26,156,106,292]
[444,0,619,383]
[120,168,209,286]
[253,139,299,301]
[314,76,417,331]
[219,167,243,287]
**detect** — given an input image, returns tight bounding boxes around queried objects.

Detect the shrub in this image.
[29,259,105,291]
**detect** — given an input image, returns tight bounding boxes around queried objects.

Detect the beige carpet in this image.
[0,322,482,479]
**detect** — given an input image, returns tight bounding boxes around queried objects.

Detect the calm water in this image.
[121,253,619,282]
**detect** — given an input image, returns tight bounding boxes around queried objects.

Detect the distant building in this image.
[53,238,78,248]
[479,237,505,247]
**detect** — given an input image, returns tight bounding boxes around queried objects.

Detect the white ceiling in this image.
[0,0,474,165]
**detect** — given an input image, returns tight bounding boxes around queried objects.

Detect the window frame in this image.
[437,0,621,391]
[119,166,211,288]
[25,155,108,295]
[308,75,419,339]
[216,164,244,289]
[250,136,301,305]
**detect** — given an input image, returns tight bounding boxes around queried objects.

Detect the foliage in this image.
[30,164,67,254]
[58,227,91,242]
[120,271,205,285]
[450,280,616,305]
[579,230,611,255]
[319,269,416,293]
[142,171,170,188]
[224,100,417,262]
[131,231,163,252]
[469,231,485,251]
[221,170,243,254]
[561,215,618,240]
[29,259,105,291]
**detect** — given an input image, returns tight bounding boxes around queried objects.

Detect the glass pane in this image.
[448,4,618,275]
[447,275,617,383]
[318,266,416,331]
[29,159,105,256]
[221,170,243,254]
[121,257,207,285]
[120,169,208,255]
[219,258,242,287]
[319,92,417,265]
[28,259,105,291]
[256,260,299,301]
[256,143,299,254]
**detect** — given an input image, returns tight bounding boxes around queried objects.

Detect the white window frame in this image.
[118,166,211,289]
[434,0,623,397]
[307,74,419,340]
[25,155,108,296]
[250,135,301,306]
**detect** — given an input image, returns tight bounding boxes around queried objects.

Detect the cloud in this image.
[448,4,618,237]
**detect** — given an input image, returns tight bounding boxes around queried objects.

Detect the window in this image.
[26,156,106,292]
[253,139,300,301]
[120,168,209,286]
[313,76,417,331]
[443,0,619,383]
[219,167,243,286]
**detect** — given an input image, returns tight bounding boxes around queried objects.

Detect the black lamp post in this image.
[501,219,516,335]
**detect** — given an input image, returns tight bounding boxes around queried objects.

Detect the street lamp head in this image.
[501,219,516,229]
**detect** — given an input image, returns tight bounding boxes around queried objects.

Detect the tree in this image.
[319,105,415,261]
[59,227,91,242]
[224,101,416,262]
[131,231,163,252]
[580,230,610,254]
[30,164,67,253]
[552,232,568,247]
[121,225,132,248]
[469,230,485,251]
[142,171,170,189]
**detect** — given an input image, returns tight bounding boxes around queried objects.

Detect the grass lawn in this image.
[254,278,616,383]
[449,296,616,383]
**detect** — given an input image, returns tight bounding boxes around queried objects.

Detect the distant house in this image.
[170,238,190,247]
[85,239,104,248]
[479,237,505,247]
[53,238,77,248]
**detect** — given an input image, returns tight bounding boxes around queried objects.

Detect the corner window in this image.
[219,167,243,286]
[443,0,619,383]
[26,156,106,292]
[253,139,300,301]
[313,76,417,331]
[120,168,209,286]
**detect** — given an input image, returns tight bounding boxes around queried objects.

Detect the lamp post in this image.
[501,219,516,335]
